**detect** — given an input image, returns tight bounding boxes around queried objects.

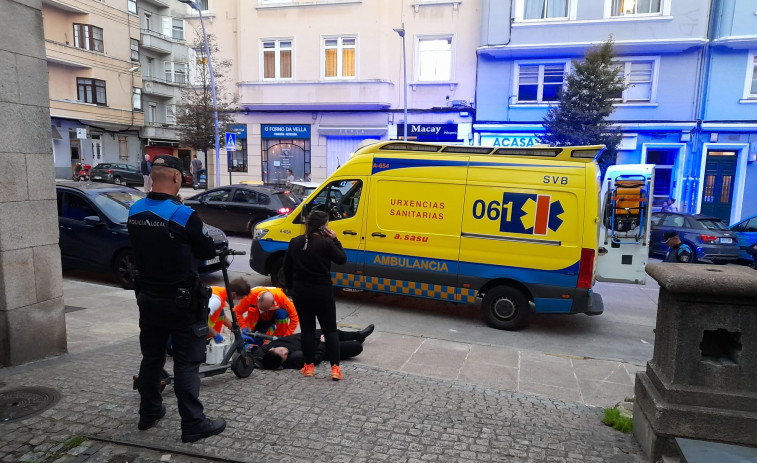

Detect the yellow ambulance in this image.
[249,141,652,329]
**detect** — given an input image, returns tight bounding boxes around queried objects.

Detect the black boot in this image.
[356,324,375,343]
[181,418,227,443]
[137,405,166,431]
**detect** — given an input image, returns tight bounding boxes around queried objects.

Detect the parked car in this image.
[90,163,144,186]
[288,181,321,201]
[184,184,300,236]
[649,212,740,264]
[182,170,194,188]
[729,214,757,262]
[56,182,228,289]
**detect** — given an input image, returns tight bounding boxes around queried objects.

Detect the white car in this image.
[288,181,321,201]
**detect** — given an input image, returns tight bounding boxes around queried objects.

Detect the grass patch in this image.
[602,408,633,433]
[60,436,86,452]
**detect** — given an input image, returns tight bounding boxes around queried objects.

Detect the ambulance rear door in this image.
[595,164,655,284]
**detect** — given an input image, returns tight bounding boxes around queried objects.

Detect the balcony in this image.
[142,122,179,141]
[41,0,87,13]
[238,80,394,110]
[140,0,170,8]
[140,30,184,54]
[142,76,183,99]
[50,99,144,130]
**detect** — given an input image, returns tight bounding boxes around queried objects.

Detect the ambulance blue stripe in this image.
[257,239,363,262]
[372,158,468,174]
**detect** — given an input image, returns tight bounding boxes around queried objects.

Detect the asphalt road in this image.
[205,234,660,366]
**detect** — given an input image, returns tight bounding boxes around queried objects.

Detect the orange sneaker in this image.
[301,363,314,377]
[331,365,343,381]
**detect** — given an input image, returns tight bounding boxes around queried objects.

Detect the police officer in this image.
[128,154,226,443]
[663,231,693,263]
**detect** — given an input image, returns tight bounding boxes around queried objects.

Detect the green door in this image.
[700,151,737,222]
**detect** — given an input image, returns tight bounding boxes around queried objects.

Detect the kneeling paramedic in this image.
[233,287,299,346]
[208,278,251,343]
[127,154,226,443]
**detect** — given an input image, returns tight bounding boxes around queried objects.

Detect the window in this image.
[197,0,209,11]
[611,0,661,16]
[745,52,757,99]
[73,24,104,52]
[128,0,137,14]
[646,149,677,207]
[59,193,97,222]
[232,189,258,203]
[203,189,230,202]
[307,179,363,222]
[166,104,176,124]
[661,214,685,228]
[324,36,356,79]
[262,39,293,80]
[612,59,656,102]
[515,62,565,103]
[130,39,139,61]
[172,19,184,40]
[132,88,141,110]
[522,0,568,20]
[164,61,187,84]
[417,37,452,82]
[77,78,107,105]
[148,104,157,123]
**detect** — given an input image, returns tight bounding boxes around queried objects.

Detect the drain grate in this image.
[0,387,61,423]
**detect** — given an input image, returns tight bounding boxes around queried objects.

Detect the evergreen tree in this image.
[539,39,626,175]
[176,32,237,167]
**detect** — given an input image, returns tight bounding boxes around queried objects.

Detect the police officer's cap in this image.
[663,231,679,241]
[151,155,183,175]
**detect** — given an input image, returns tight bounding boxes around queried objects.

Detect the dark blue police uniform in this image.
[128,177,217,436]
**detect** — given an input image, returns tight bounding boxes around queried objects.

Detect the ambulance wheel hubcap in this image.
[493,297,517,320]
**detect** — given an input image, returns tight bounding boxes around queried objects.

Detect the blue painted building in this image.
[475,0,757,225]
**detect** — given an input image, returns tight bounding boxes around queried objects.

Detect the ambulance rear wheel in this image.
[482,286,529,331]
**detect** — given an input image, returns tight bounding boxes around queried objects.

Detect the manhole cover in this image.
[0,387,61,423]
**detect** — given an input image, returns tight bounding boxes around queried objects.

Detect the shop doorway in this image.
[70,139,81,178]
[262,139,310,186]
[645,148,679,210]
[700,150,737,222]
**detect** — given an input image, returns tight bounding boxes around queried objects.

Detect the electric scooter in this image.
[133,247,276,393]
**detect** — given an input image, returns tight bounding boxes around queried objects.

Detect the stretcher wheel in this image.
[231,352,255,378]
[482,286,530,331]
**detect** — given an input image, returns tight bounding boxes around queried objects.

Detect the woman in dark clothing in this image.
[282,210,347,380]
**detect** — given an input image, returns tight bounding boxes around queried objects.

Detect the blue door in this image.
[700,151,737,223]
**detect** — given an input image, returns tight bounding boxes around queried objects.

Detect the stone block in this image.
[0,199,59,251]
[0,0,45,59]
[34,244,63,302]
[0,248,36,311]
[17,55,50,108]
[0,50,19,104]
[0,153,28,202]
[0,297,66,366]
[0,102,52,155]
[26,154,55,200]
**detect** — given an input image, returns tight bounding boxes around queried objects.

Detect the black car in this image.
[56,182,228,289]
[649,212,740,264]
[184,184,300,236]
[90,163,144,186]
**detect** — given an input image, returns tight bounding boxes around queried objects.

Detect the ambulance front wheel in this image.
[482,286,530,331]
[270,256,285,288]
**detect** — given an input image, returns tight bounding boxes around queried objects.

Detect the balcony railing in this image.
[142,77,182,98]
[142,123,179,140]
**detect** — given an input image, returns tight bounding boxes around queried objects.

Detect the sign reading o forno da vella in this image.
[261,124,310,139]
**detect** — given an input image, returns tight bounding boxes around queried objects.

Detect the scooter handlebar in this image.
[217,248,246,257]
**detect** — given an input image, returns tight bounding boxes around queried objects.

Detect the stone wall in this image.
[0,0,67,366]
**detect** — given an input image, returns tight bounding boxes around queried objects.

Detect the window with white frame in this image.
[188,47,207,86]
[164,61,187,84]
[262,39,293,80]
[166,104,176,124]
[130,39,139,62]
[745,52,757,99]
[324,36,356,79]
[515,62,566,103]
[197,0,209,11]
[612,58,656,102]
[163,18,184,40]
[610,0,662,16]
[132,88,142,110]
[128,0,137,14]
[520,0,569,20]
[417,36,452,82]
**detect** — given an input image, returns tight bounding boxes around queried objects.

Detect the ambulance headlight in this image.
[253,228,269,240]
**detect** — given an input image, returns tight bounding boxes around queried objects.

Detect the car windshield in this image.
[276,192,299,207]
[92,190,145,223]
[694,219,728,231]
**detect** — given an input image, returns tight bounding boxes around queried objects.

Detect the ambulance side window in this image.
[309,179,362,222]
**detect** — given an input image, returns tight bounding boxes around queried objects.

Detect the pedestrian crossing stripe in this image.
[332,273,477,304]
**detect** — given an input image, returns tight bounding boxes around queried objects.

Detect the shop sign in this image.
[76,128,87,139]
[398,124,459,142]
[262,124,310,139]
[228,124,247,138]
[480,134,540,148]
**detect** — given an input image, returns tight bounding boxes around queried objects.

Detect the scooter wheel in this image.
[231,352,255,378]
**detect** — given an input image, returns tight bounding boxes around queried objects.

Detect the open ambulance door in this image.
[596,164,655,285]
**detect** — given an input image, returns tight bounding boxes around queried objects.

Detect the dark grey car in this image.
[649,212,740,264]
[90,163,144,186]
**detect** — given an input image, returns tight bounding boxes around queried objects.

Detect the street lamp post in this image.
[179,0,220,188]
[393,24,407,141]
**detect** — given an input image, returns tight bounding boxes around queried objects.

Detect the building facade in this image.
[43,0,145,179]
[137,0,192,166]
[184,0,480,187]
[475,0,757,225]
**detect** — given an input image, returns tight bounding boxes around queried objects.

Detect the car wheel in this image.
[481,286,530,331]
[114,176,123,185]
[114,249,137,289]
[248,219,262,238]
[269,255,285,288]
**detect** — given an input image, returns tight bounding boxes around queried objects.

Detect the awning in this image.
[51,125,62,140]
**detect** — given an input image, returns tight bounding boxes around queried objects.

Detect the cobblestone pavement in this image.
[0,339,645,462]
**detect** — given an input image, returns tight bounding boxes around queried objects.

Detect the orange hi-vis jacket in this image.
[209,286,227,334]
[233,287,299,337]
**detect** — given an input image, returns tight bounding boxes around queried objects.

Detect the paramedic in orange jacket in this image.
[207,278,251,343]
[233,287,298,345]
